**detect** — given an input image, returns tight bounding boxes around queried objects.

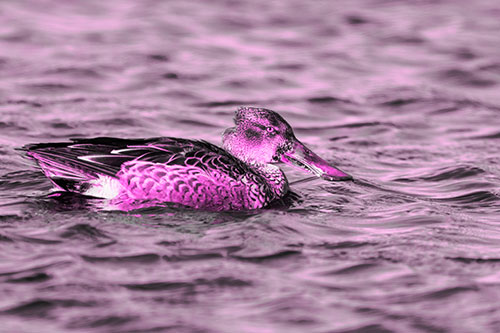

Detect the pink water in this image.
[1,0,500,332]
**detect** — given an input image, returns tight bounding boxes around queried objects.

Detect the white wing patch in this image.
[84,175,122,199]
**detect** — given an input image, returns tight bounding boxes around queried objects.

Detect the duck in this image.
[22,107,352,211]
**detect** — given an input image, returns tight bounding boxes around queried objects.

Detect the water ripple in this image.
[81,254,161,264]
[3,299,97,318]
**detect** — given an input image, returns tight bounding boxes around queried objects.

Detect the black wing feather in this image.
[22,137,250,180]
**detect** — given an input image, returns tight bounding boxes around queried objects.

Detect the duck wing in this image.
[22,137,248,183]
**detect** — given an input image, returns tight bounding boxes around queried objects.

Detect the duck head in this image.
[222,106,352,181]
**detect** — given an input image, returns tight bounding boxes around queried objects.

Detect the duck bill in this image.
[281,140,352,181]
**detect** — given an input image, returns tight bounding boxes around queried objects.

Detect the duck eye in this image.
[266,127,275,133]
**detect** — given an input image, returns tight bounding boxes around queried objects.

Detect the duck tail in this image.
[22,148,97,192]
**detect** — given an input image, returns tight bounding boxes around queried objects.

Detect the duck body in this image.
[24,137,288,211]
[22,107,351,211]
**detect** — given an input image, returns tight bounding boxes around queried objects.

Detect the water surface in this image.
[1,0,500,332]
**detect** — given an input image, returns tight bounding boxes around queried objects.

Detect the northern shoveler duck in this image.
[22,107,351,211]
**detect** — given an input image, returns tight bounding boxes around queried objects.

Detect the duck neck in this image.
[222,130,289,197]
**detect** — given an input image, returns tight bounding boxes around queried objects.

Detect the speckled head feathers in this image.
[223,107,295,164]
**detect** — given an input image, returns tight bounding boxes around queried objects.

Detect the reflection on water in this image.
[1,0,500,332]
